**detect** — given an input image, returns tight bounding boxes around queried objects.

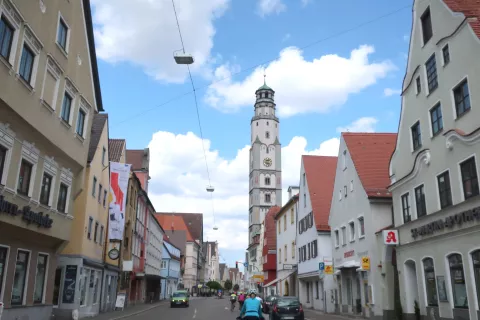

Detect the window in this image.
[448,254,468,308]
[87,217,93,239]
[339,189,342,201]
[100,226,104,245]
[349,221,355,241]
[76,109,86,137]
[11,250,29,305]
[425,54,438,93]
[315,281,319,299]
[17,159,33,196]
[19,45,34,83]
[290,208,294,224]
[265,177,270,185]
[161,260,167,269]
[0,16,14,60]
[460,157,479,199]
[103,190,107,207]
[265,193,271,203]
[303,193,306,207]
[39,173,53,206]
[429,103,443,136]
[278,220,281,234]
[102,147,106,166]
[471,250,480,309]
[303,173,305,186]
[423,258,438,306]
[0,146,7,184]
[57,183,68,213]
[416,76,421,94]
[358,217,365,237]
[92,177,97,197]
[0,247,7,298]
[402,193,411,222]
[94,222,99,242]
[284,215,287,231]
[57,18,68,51]
[61,93,72,123]
[421,7,433,44]
[344,185,347,198]
[437,171,452,209]
[34,254,48,303]
[411,121,422,151]
[350,180,354,192]
[415,185,427,218]
[265,131,270,139]
[335,230,339,247]
[284,245,287,261]
[292,241,295,258]
[341,226,346,245]
[453,80,471,117]
[442,44,450,65]
[343,150,347,169]
[80,268,87,306]
[278,248,281,263]
[98,184,102,203]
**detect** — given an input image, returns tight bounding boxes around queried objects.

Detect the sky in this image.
[90,0,413,271]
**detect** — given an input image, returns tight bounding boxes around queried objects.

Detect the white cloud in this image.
[403,34,409,42]
[301,0,312,6]
[257,0,286,17]
[384,88,401,97]
[336,117,378,133]
[282,33,291,42]
[91,0,229,83]
[147,131,340,250]
[205,45,395,117]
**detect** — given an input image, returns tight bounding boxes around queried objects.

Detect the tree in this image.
[233,284,239,291]
[206,281,222,290]
[224,280,233,291]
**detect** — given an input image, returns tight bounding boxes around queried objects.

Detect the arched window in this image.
[265,177,271,185]
[423,258,438,306]
[448,254,468,308]
[265,132,270,139]
[472,250,480,308]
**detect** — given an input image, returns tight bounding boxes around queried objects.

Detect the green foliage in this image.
[224,280,233,290]
[206,281,222,290]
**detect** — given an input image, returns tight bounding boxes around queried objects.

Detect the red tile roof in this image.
[302,155,338,231]
[443,0,480,37]
[126,149,149,171]
[343,133,397,199]
[108,139,125,162]
[157,212,203,242]
[155,214,194,242]
[263,206,281,253]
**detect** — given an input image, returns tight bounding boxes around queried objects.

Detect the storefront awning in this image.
[337,260,360,269]
[263,270,296,288]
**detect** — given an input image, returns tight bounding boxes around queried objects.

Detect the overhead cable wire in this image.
[115,3,412,126]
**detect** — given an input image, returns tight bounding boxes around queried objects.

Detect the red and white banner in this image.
[108,162,131,241]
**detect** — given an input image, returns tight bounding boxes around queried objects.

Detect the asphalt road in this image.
[125,297,349,320]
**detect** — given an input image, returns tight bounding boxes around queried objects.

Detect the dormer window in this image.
[421,7,433,45]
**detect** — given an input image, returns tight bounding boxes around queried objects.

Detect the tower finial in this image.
[263,67,266,85]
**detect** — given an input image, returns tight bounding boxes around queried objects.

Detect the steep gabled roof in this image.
[443,0,480,37]
[263,206,280,253]
[343,133,397,198]
[302,155,338,231]
[126,149,149,171]
[108,139,125,162]
[155,214,194,242]
[87,114,108,163]
[157,212,203,242]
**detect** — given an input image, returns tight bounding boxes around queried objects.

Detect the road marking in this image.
[193,308,197,319]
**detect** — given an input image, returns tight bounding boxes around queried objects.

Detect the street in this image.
[117,297,350,320]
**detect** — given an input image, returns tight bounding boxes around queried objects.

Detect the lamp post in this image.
[173,49,194,65]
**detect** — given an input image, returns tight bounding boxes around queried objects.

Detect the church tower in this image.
[247,78,282,280]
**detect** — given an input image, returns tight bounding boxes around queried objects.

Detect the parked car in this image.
[262,295,278,313]
[270,296,304,320]
[170,291,190,307]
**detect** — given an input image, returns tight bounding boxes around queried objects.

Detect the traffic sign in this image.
[243,262,248,267]
[319,262,325,271]
[324,265,334,274]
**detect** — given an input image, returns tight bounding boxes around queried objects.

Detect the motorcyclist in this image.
[238,290,263,320]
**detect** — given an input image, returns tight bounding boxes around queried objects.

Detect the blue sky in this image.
[91,0,412,271]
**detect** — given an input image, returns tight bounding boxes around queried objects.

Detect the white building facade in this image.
[145,212,164,300]
[247,80,282,290]
[275,187,299,297]
[389,1,480,320]
[297,156,337,312]
[329,133,397,319]
[183,242,200,291]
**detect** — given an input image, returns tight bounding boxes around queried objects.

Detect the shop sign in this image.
[324,265,334,274]
[383,230,399,245]
[344,250,354,258]
[361,256,370,270]
[411,206,480,239]
[0,196,53,228]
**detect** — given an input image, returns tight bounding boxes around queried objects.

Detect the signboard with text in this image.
[383,230,399,245]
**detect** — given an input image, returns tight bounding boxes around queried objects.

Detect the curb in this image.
[108,302,168,320]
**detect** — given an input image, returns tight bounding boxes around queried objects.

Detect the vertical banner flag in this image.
[108,162,131,241]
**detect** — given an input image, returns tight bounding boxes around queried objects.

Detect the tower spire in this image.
[263,68,266,85]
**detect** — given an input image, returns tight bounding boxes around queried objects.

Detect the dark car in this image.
[270,296,304,320]
[262,295,278,313]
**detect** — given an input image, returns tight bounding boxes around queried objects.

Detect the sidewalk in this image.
[88,300,169,320]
